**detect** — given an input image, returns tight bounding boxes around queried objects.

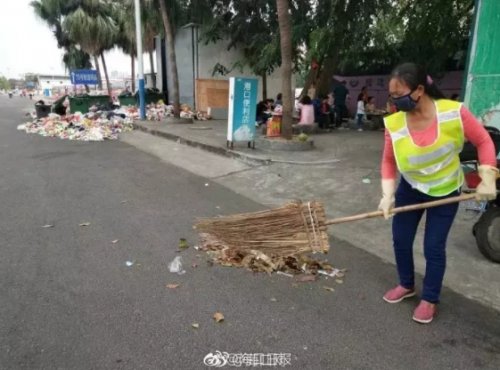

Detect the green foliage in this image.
[63,1,119,56]
[31,0,475,87]
[0,76,10,91]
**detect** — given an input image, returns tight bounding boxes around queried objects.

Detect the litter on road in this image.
[18,108,134,141]
[195,201,337,275]
[213,312,225,323]
[168,256,186,275]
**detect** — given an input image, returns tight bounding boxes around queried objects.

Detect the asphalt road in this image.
[1,96,500,370]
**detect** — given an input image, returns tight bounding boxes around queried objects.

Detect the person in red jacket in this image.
[378,63,498,324]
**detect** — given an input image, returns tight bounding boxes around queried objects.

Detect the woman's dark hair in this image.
[390,63,445,100]
[357,93,364,101]
[368,96,374,102]
[276,93,282,100]
[301,95,312,105]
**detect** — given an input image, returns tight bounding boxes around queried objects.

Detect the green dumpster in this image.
[119,95,137,106]
[144,92,164,105]
[69,95,111,114]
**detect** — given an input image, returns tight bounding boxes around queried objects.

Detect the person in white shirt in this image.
[356,93,365,131]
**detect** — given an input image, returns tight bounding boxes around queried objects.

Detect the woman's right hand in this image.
[378,179,396,220]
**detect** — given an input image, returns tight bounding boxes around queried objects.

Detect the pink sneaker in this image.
[413,301,437,324]
[383,285,416,303]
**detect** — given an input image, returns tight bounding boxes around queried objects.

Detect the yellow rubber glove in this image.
[476,165,499,201]
[378,179,396,220]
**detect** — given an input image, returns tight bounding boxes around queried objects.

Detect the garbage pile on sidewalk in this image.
[145,101,212,121]
[18,109,134,141]
[18,94,213,141]
[146,101,175,121]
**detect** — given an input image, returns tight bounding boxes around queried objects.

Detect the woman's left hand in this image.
[476,165,499,201]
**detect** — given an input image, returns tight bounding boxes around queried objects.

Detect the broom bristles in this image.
[195,201,330,257]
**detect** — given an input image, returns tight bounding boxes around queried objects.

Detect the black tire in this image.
[475,207,500,263]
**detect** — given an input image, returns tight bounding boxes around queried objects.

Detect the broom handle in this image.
[325,193,476,226]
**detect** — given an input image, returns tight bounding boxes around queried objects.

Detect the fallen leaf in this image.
[42,224,54,228]
[205,183,210,187]
[179,238,189,249]
[79,222,91,227]
[270,298,277,302]
[166,284,180,289]
[125,261,134,267]
[335,279,344,284]
[295,275,317,283]
[121,200,128,204]
[323,286,335,292]
[291,283,299,288]
[213,312,224,323]
[112,240,119,244]
[192,323,199,329]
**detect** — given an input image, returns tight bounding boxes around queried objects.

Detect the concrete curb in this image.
[132,122,271,165]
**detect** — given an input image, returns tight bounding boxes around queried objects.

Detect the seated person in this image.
[297,95,315,125]
[318,95,331,129]
[256,99,273,125]
[366,96,386,115]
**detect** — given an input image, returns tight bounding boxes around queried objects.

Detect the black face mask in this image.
[393,90,420,112]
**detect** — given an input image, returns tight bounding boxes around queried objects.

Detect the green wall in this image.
[464,0,500,131]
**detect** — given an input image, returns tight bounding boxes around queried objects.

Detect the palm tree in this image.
[31,0,93,73]
[156,0,180,116]
[276,0,293,139]
[142,2,163,89]
[63,1,119,95]
[115,1,137,91]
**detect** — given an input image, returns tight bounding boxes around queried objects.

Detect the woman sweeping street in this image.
[378,63,498,324]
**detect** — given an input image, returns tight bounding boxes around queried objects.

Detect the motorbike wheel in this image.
[475,207,500,263]
[472,222,478,237]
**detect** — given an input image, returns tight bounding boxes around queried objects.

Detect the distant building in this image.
[155,23,292,116]
[37,74,72,97]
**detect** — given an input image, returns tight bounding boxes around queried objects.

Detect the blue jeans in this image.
[392,178,460,303]
[356,114,364,129]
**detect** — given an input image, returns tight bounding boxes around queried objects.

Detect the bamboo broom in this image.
[194,193,477,261]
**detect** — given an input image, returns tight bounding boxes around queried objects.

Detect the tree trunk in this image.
[94,55,102,90]
[276,0,293,139]
[100,53,112,97]
[262,72,267,100]
[149,51,156,89]
[131,55,136,92]
[315,60,337,98]
[159,0,180,117]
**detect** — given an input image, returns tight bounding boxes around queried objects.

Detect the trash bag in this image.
[168,256,186,275]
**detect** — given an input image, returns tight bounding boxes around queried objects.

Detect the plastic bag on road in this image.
[168,256,186,275]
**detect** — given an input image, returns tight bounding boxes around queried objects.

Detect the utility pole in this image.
[134,0,146,119]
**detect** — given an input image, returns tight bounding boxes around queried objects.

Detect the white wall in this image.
[39,77,71,90]
[196,38,293,102]
[162,25,296,109]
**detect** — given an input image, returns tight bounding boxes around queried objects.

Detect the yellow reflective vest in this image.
[384,99,464,197]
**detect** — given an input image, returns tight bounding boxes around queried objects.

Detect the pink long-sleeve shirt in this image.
[381,105,497,179]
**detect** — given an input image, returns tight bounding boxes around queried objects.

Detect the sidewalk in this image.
[129,119,500,310]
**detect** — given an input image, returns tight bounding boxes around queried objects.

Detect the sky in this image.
[0,0,136,79]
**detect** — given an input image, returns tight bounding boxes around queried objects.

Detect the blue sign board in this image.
[227,77,258,143]
[70,69,98,85]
